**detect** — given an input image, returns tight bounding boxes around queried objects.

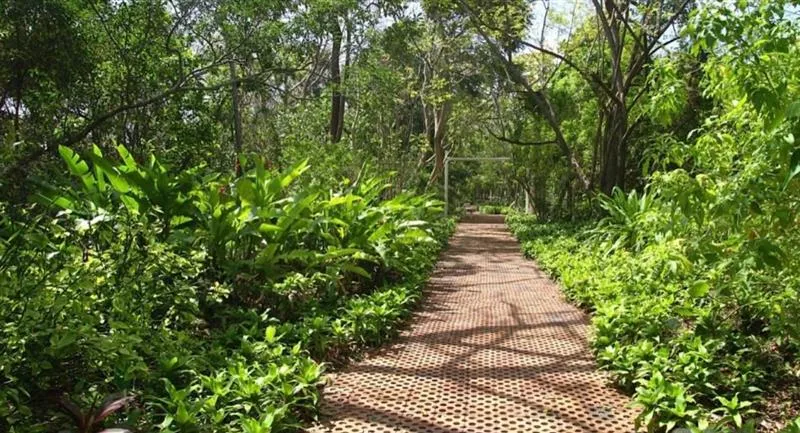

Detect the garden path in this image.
[308,214,636,433]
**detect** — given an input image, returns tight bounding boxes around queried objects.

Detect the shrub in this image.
[508,209,799,432]
[0,146,456,433]
[478,204,512,215]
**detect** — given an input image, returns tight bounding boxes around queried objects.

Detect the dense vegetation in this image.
[508,212,798,433]
[503,2,800,429]
[477,204,511,215]
[1,146,454,432]
[2,0,799,431]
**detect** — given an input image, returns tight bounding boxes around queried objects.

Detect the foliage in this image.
[477,204,512,215]
[508,211,798,432]
[3,0,800,431]
[506,3,800,429]
[0,146,455,433]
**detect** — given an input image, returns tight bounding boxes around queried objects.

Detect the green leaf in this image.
[119,195,140,214]
[89,146,130,193]
[342,264,371,278]
[754,239,784,268]
[58,146,89,176]
[326,194,361,207]
[398,220,427,229]
[782,148,800,191]
[116,145,138,170]
[325,247,364,258]
[236,178,256,205]
[787,100,800,119]
[367,223,392,243]
[689,281,710,298]
[280,159,310,188]
[50,332,78,352]
[265,326,277,343]
[50,195,76,210]
[258,223,281,233]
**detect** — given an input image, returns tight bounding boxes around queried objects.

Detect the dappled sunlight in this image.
[309,221,635,433]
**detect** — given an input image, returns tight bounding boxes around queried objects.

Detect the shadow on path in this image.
[307,216,636,433]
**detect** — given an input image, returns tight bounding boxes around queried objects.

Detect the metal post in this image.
[444,158,449,216]
[524,168,531,214]
[525,189,530,214]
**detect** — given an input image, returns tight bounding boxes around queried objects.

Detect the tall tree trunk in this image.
[13,78,22,143]
[229,59,243,176]
[339,20,350,138]
[591,0,657,194]
[401,102,413,150]
[421,97,435,150]
[566,177,575,219]
[533,174,548,218]
[329,20,344,143]
[428,100,452,184]
[590,114,604,190]
[556,175,569,218]
[599,100,627,194]
[12,22,23,143]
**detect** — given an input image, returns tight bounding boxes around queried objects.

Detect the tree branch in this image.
[485,128,557,146]
[515,40,619,105]
[0,60,306,182]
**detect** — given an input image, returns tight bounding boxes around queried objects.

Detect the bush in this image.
[508,206,799,432]
[478,204,512,215]
[0,146,456,433]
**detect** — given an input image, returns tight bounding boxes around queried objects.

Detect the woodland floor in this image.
[308,214,637,433]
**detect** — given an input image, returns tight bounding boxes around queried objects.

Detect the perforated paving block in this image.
[307,216,637,433]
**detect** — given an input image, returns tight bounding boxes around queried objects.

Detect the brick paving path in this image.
[308,215,636,433]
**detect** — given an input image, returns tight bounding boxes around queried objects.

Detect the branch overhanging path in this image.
[309,215,636,433]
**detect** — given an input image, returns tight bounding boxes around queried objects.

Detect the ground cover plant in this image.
[0,146,455,432]
[508,209,799,432]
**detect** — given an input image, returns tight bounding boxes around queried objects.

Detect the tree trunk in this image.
[340,20,351,138]
[428,100,452,184]
[229,59,244,176]
[532,174,548,218]
[556,175,569,218]
[329,20,344,143]
[598,102,627,194]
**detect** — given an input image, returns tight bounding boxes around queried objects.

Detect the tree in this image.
[416,1,496,185]
[457,0,693,194]
[0,0,316,192]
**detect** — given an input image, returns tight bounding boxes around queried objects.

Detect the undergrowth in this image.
[0,146,455,433]
[507,210,799,433]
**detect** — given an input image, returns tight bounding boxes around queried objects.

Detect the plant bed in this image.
[506,211,800,433]
[0,146,457,433]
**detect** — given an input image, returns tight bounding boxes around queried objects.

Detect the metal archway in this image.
[444,156,512,216]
